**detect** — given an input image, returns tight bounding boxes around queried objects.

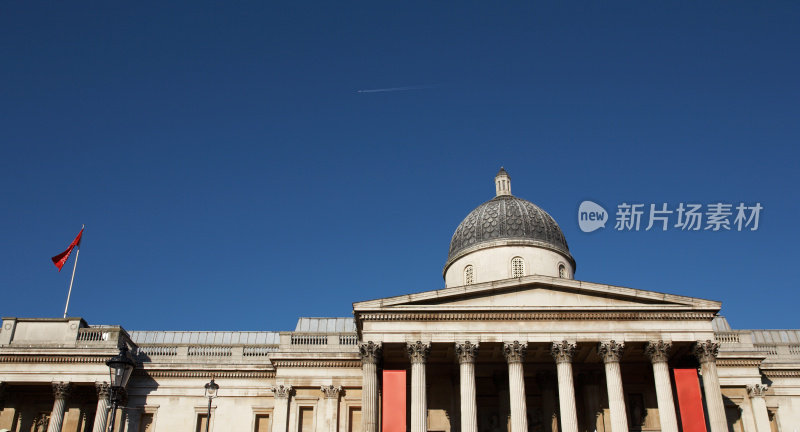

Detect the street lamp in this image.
[204,378,219,432]
[105,346,135,432]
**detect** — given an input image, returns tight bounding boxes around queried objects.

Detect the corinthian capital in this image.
[95,382,110,398]
[503,341,527,364]
[320,385,343,399]
[551,340,576,364]
[406,341,430,364]
[272,385,293,399]
[358,341,382,365]
[598,340,624,363]
[747,383,768,398]
[644,340,671,364]
[693,340,720,364]
[455,341,479,364]
[53,382,71,399]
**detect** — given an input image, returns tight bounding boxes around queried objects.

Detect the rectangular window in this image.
[299,407,314,432]
[139,414,154,432]
[348,408,362,432]
[196,414,208,432]
[255,414,271,432]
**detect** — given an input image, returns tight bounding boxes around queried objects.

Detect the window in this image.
[558,264,566,278]
[511,257,525,278]
[255,414,271,432]
[196,414,208,432]
[464,265,474,285]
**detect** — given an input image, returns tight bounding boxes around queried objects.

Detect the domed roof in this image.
[446,170,573,269]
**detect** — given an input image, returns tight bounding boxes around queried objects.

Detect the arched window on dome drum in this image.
[558,264,566,278]
[464,265,474,285]
[511,257,525,278]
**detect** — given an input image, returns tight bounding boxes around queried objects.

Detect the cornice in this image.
[136,369,275,378]
[272,360,361,368]
[357,311,716,321]
[717,359,764,367]
[762,370,800,378]
[0,355,108,364]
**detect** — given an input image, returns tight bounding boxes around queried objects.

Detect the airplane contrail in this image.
[357,85,437,93]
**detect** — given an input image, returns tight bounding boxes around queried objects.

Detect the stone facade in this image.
[0,171,797,432]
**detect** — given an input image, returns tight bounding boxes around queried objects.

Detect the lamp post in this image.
[105,346,135,432]
[204,378,219,432]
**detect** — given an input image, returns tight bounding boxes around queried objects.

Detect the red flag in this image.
[51,228,83,271]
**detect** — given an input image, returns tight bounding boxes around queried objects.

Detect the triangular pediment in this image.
[353,275,720,312]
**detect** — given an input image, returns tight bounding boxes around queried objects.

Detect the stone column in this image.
[694,340,726,432]
[359,341,382,432]
[551,341,578,432]
[537,372,558,432]
[747,384,771,432]
[93,383,110,432]
[321,385,343,432]
[46,382,71,432]
[271,385,293,432]
[598,341,628,432]
[644,340,678,432]
[502,341,528,432]
[407,341,430,432]
[456,342,479,432]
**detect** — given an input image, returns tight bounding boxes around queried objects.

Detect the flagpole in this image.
[63,225,84,319]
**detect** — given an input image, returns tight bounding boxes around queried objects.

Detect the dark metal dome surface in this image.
[447,195,572,265]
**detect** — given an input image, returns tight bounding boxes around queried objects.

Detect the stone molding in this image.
[763,370,800,378]
[598,340,624,363]
[716,359,763,367]
[136,369,276,378]
[52,382,71,399]
[359,341,382,365]
[694,340,720,364]
[503,341,527,364]
[406,341,430,364]
[0,355,108,364]
[320,385,343,399]
[273,360,361,368]
[357,311,716,321]
[455,341,479,364]
[272,385,293,399]
[551,340,576,364]
[747,384,768,398]
[644,340,671,364]
[95,382,110,398]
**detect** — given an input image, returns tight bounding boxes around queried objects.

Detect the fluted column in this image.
[456,342,479,432]
[46,382,71,432]
[644,341,678,432]
[598,341,628,432]
[321,385,343,432]
[359,341,382,432]
[502,341,528,432]
[537,372,558,432]
[747,384,771,432]
[694,340,726,432]
[92,383,110,432]
[407,341,430,432]
[551,341,578,432]
[271,385,293,432]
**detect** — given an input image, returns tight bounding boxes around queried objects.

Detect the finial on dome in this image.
[495,167,511,196]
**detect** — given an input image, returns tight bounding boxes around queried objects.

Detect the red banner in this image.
[673,368,708,432]
[382,370,406,432]
[51,228,83,271]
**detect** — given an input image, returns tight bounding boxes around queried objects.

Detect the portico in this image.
[354,275,726,432]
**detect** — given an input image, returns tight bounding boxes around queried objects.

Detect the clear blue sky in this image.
[1,2,798,331]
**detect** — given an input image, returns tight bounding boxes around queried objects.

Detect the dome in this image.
[444,169,574,273]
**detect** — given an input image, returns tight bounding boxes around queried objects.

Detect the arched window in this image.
[558,264,566,278]
[511,257,525,278]
[464,265,474,285]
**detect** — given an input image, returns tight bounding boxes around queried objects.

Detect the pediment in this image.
[353,275,720,312]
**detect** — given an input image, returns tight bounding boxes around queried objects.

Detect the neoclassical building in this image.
[1,169,798,432]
